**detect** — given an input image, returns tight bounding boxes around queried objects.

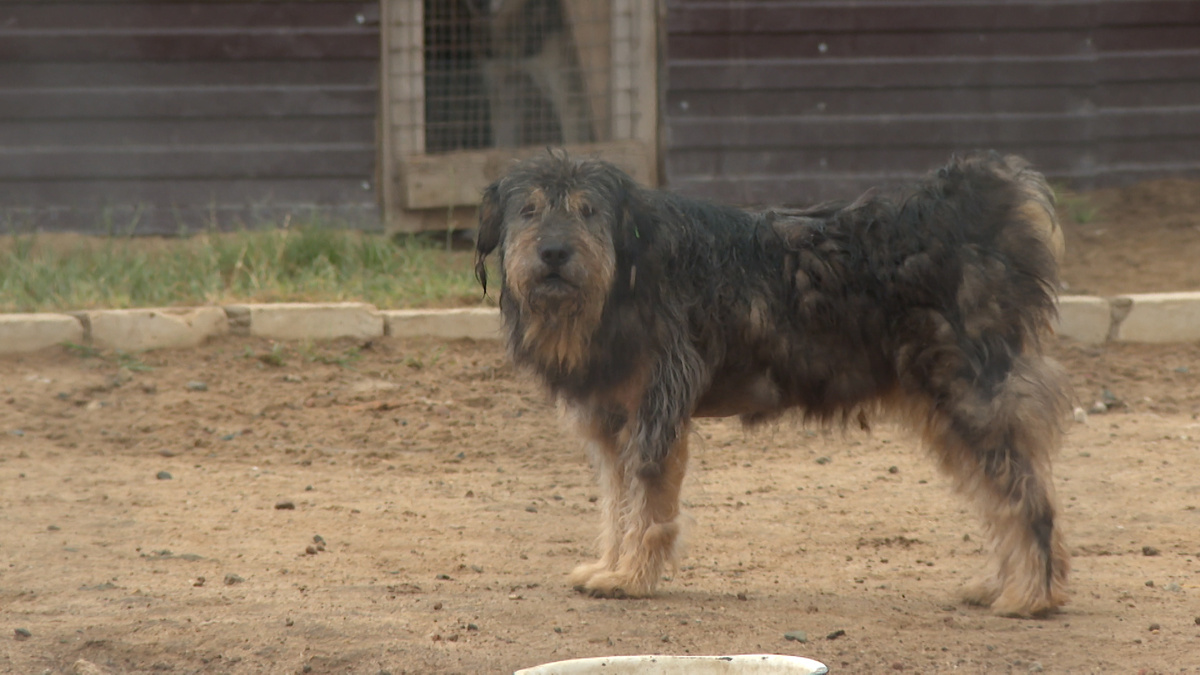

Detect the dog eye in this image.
[520,203,537,218]
[579,203,595,218]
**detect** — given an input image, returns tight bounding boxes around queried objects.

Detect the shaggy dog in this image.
[474,151,1070,617]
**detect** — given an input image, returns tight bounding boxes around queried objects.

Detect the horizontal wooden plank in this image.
[0,28,378,61]
[399,140,657,213]
[668,29,1092,60]
[0,2,373,29]
[1,203,381,235]
[0,145,376,180]
[0,178,377,208]
[668,159,1200,208]
[0,61,378,88]
[668,108,1200,150]
[668,1,1200,33]
[0,84,377,120]
[668,50,1200,91]
[0,118,376,148]
[666,144,1099,183]
[669,80,1200,117]
[667,85,1092,118]
[1101,139,1200,166]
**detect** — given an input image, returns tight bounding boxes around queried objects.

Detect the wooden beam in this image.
[398,140,656,215]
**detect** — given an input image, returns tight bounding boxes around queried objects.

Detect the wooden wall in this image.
[664,0,1200,206]
[0,1,380,234]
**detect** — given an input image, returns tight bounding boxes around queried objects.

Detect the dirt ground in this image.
[3,179,1200,675]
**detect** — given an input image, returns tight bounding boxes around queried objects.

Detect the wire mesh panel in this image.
[413,0,638,154]
[382,0,656,221]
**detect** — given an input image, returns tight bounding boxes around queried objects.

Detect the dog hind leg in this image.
[917,355,1069,617]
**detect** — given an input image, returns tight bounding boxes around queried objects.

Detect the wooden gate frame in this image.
[379,0,659,231]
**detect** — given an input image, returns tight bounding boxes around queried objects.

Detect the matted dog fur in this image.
[475,151,1070,617]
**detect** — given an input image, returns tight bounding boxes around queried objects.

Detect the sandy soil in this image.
[2,180,1200,675]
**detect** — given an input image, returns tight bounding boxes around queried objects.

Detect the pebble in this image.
[783,630,808,643]
[815,456,831,465]
[223,573,245,585]
[1165,582,1182,592]
[525,505,538,513]
[1072,407,1088,424]
[305,545,318,555]
[1142,546,1160,556]
[736,592,748,601]
[47,525,60,531]
[1148,623,1161,632]
[156,471,172,480]
[1088,401,1107,415]
[275,501,296,510]
[826,629,846,640]
[887,465,900,474]
[14,627,31,641]
[72,660,108,675]
[185,381,208,392]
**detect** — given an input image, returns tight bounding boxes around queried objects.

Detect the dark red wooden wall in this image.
[664,0,1200,206]
[0,1,379,234]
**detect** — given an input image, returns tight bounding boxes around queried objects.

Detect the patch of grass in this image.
[61,342,153,371]
[0,223,487,313]
[1054,185,1100,225]
[62,341,102,359]
[115,351,154,372]
[300,342,362,369]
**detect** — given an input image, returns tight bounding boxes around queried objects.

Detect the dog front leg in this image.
[574,352,701,598]
[576,430,689,599]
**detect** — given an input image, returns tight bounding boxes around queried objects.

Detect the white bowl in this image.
[515,653,828,675]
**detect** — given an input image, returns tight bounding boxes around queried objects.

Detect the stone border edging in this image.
[1,294,1198,355]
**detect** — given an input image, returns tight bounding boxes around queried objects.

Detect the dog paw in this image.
[569,561,611,590]
[989,587,1065,619]
[960,577,1001,607]
[575,570,655,599]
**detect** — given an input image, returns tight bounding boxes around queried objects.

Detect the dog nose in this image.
[538,241,573,268]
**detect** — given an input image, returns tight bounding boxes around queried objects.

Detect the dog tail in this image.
[892,152,1064,345]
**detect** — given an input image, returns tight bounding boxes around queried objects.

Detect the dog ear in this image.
[611,175,660,296]
[614,177,655,258]
[474,181,505,294]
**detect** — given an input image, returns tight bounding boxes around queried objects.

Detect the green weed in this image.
[0,222,485,312]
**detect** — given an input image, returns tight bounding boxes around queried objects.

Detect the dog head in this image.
[475,151,650,372]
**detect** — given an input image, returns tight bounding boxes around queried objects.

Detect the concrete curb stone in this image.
[1054,296,1113,345]
[3,295,1200,356]
[82,307,229,351]
[224,302,384,341]
[382,308,501,341]
[0,313,85,354]
[1110,292,1200,343]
